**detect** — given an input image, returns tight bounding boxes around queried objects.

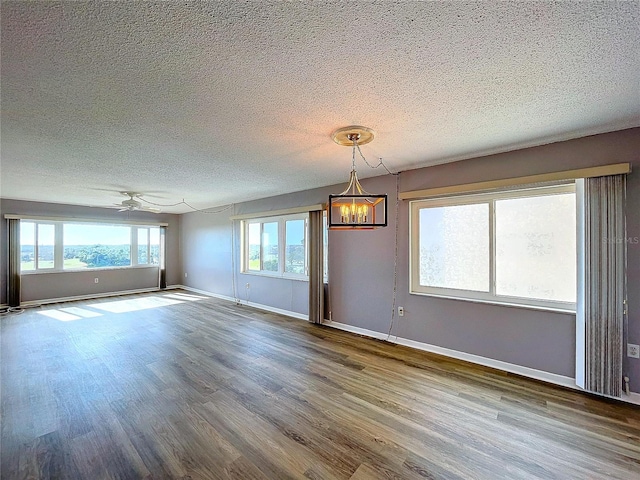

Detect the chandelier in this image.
[328,126,387,230]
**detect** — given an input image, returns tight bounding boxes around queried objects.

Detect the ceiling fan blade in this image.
[140,206,161,213]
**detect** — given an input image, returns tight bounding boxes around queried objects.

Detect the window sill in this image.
[20,265,160,275]
[409,291,576,314]
[241,270,309,282]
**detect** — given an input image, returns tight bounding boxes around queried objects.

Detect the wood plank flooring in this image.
[2,290,639,479]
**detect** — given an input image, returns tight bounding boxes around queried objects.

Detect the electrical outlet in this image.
[398,306,404,317]
[628,344,640,359]
[94,278,99,284]
[246,283,250,289]
[184,272,188,278]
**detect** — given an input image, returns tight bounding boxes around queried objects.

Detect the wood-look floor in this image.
[2,291,639,480]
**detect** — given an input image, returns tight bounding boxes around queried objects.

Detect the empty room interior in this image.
[1,1,640,479]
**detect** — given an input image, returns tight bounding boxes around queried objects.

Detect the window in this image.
[410,184,576,311]
[138,228,149,264]
[243,214,308,279]
[20,221,56,271]
[262,222,279,272]
[285,219,306,275]
[63,223,131,269]
[19,220,161,273]
[137,227,160,265]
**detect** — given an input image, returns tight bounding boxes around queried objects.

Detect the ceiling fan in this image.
[113,192,161,213]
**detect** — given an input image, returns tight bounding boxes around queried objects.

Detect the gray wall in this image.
[181,186,339,315]
[0,199,181,304]
[393,128,640,385]
[180,127,640,393]
[20,267,161,303]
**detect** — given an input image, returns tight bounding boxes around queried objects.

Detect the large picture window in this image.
[243,213,308,279]
[20,220,161,273]
[63,223,132,269]
[410,184,576,311]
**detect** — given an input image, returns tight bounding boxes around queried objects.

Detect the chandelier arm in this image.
[353,170,373,196]
[338,170,357,195]
[338,169,374,197]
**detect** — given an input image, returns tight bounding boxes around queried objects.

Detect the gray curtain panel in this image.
[578,175,626,397]
[159,226,167,289]
[8,219,21,307]
[308,210,324,324]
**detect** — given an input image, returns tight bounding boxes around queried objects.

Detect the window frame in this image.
[409,183,577,312]
[135,226,160,266]
[241,213,309,280]
[20,221,60,271]
[284,217,308,276]
[19,219,161,274]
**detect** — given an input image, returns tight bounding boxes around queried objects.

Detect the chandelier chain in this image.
[355,144,397,176]
[351,141,358,171]
[139,197,234,214]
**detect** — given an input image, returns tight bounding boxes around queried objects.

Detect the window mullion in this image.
[260,222,265,271]
[34,223,40,270]
[54,223,63,270]
[131,227,138,266]
[489,200,496,295]
[147,227,151,263]
[243,221,248,272]
[240,221,245,271]
[280,219,285,275]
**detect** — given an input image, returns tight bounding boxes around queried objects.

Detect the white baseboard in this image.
[19,285,182,307]
[177,285,309,321]
[324,320,640,406]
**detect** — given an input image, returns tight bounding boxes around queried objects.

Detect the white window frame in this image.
[19,219,161,274]
[133,226,159,266]
[241,213,309,280]
[409,183,577,312]
[19,221,61,271]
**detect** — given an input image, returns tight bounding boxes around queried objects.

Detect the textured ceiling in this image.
[1,1,639,213]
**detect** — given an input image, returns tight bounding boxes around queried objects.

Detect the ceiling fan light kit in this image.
[328,126,387,230]
[115,192,161,213]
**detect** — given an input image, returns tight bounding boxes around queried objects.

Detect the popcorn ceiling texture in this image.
[1,1,639,212]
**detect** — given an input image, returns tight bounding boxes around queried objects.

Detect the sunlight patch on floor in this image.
[35,293,202,321]
[163,292,207,301]
[60,307,103,318]
[37,310,83,322]
[88,296,184,313]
